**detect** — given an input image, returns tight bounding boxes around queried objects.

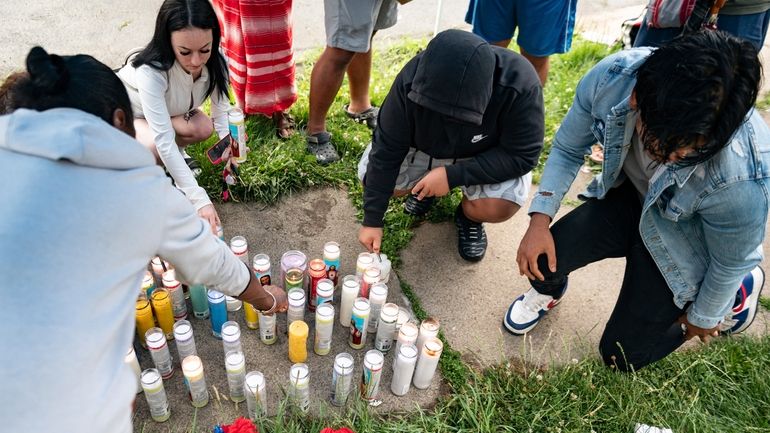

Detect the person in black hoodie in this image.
[358,30,544,261]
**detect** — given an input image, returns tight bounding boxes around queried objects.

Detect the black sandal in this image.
[306,131,340,165]
[272,111,296,139]
[185,157,203,178]
[344,104,379,130]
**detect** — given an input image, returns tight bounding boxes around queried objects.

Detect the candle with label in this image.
[360,349,384,402]
[314,303,334,355]
[374,303,399,352]
[315,278,334,307]
[259,311,277,345]
[145,328,174,379]
[162,270,187,320]
[322,241,341,285]
[141,369,171,422]
[142,271,156,297]
[182,355,209,407]
[339,275,359,327]
[173,320,197,360]
[349,297,370,350]
[367,282,388,334]
[307,259,327,311]
[252,254,271,285]
[288,320,309,363]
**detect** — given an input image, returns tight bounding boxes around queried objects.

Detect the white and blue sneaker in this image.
[721,266,765,335]
[504,283,567,335]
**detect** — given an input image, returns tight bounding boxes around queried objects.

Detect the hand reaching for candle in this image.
[359,226,383,254]
[411,166,449,200]
[262,284,288,315]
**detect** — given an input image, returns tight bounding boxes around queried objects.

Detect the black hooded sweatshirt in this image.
[362,30,544,227]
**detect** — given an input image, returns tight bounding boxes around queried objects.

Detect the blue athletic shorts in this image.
[465,0,578,57]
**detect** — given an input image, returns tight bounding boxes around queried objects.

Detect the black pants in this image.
[532,182,686,371]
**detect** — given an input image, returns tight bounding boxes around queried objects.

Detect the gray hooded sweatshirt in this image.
[0,108,250,433]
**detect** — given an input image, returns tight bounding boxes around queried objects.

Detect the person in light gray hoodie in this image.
[0,47,288,433]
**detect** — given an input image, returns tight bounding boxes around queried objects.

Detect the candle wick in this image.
[160,260,168,272]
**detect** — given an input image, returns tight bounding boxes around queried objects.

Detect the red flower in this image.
[319,428,355,433]
[222,417,258,433]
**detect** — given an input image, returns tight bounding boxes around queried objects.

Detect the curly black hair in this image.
[634,30,761,166]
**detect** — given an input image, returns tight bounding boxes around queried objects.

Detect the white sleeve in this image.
[210,88,231,139]
[157,181,249,296]
[135,66,212,211]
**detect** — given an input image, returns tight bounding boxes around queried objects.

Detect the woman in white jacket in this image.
[118,0,231,232]
[0,46,286,433]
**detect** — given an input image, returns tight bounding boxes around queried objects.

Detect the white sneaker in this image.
[720,266,764,334]
[503,285,566,335]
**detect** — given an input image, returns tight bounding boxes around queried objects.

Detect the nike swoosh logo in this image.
[471,134,487,143]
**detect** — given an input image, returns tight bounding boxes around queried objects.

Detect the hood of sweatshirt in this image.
[0,107,154,169]
[407,29,495,126]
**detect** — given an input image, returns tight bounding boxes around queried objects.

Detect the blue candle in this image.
[207,290,228,339]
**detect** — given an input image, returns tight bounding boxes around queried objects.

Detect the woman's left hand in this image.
[198,204,221,235]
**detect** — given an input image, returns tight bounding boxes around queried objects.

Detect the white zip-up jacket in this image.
[118,61,230,211]
[0,108,249,433]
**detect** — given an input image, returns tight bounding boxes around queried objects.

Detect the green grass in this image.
[761,296,770,311]
[185,37,770,432]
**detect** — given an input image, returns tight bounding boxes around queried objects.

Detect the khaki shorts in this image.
[358,143,532,205]
[324,0,398,53]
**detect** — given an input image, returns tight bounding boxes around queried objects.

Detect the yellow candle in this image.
[244,302,259,330]
[135,298,156,348]
[288,320,309,363]
[151,289,175,340]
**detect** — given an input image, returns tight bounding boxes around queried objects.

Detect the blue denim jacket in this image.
[530,48,770,329]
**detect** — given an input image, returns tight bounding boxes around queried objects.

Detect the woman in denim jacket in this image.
[506,31,769,371]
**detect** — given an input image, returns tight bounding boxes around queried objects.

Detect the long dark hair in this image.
[0,46,133,125]
[132,0,228,99]
[634,30,760,166]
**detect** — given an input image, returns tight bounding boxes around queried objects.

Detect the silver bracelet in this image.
[258,290,277,315]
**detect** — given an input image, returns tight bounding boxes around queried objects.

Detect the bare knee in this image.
[462,198,519,223]
[322,46,357,71]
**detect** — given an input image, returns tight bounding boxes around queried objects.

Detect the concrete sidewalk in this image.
[399,170,770,368]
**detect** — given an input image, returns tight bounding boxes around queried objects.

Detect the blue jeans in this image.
[634,9,770,51]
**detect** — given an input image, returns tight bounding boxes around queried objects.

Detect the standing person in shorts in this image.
[305,0,400,165]
[465,0,578,85]
[357,30,544,262]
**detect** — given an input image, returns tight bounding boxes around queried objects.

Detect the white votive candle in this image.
[416,317,440,353]
[391,344,419,396]
[412,338,443,389]
[339,275,359,327]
